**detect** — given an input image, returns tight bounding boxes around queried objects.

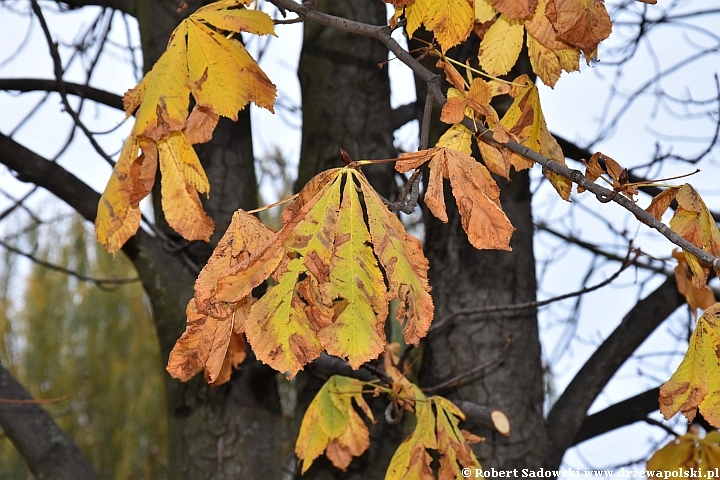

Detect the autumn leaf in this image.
[295,375,374,474]
[646,186,682,221]
[491,0,538,20]
[545,0,612,55]
[669,184,720,289]
[358,173,434,345]
[659,303,720,425]
[500,76,570,199]
[577,152,637,200]
[167,210,273,384]
[178,168,434,379]
[386,389,482,479]
[673,249,716,319]
[97,0,276,252]
[475,0,497,23]
[648,430,720,473]
[397,147,515,251]
[318,177,389,369]
[95,134,154,253]
[478,14,525,77]
[405,0,474,52]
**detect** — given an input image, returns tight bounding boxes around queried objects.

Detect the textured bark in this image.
[296,0,397,198]
[418,49,548,467]
[0,365,99,480]
[294,1,404,478]
[132,2,282,478]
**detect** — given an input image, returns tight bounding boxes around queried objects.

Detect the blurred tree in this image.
[0,217,167,479]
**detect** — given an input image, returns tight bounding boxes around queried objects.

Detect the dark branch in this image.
[545,276,684,468]
[0,78,124,111]
[572,388,660,446]
[55,0,135,16]
[390,102,417,132]
[0,364,99,480]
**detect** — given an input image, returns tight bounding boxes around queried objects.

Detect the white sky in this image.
[1,0,719,473]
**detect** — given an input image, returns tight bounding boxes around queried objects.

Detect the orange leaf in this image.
[660,303,720,425]
[673,250,716,320]
[545,0,612,55]
[491,0,538,20]
[669,184,720,289]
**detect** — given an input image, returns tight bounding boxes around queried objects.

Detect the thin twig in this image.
[30,0,116,167]
[422,335,512,394]
[430,250,637,334]
[0,239,140,287]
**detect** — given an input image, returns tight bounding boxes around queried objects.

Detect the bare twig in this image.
[430,250,637,334]
[30,0,117,166]
[0,238,139,287]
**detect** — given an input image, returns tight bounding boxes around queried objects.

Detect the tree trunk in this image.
[133,1,284,477]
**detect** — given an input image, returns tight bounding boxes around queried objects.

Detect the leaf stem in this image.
[245,193,299,214]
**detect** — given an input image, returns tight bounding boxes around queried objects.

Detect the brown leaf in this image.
[491,0,538,19]
[545,0,612,54]
[646,187,681,220]
[185,104,219,145]
[673,250,716,319]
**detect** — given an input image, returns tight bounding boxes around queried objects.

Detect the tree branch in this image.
[0,78,124,111]
[55,0,135,16]
[390,102,417,132]
[545,276,684,468]
[0,132,195,355]
[0,364,99,480]
[572,387,660,446]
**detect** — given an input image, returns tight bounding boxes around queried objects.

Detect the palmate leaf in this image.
[648,431,720,473]
[295,376,375,474]
[96,0,277,253]
[385,387,483,480]
[660,304,720,426]
[167,167,434,382]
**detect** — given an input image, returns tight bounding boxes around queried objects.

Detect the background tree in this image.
[0,0,719,478]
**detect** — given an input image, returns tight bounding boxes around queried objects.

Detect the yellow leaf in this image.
[648,431,720,473]
[660,303,720,424]
[158,133,214,241]
[478,14,524,77]
[491,0,538,20]
[243,173,343,376]
[95,133,154,253]
[669,184,720,289]
[475,0,497,23]
[404,0,431,38]
[386,391,482,480]
[359,174,434,345]
[318,173,389,369]
[425,0,474,52]
[193,2,275,36]
[500,77,570,198]
[129,22,190,140]
[296,376,374,474]
[187,19,276,119]
[527,33,562,88]
[436,123,473,155]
